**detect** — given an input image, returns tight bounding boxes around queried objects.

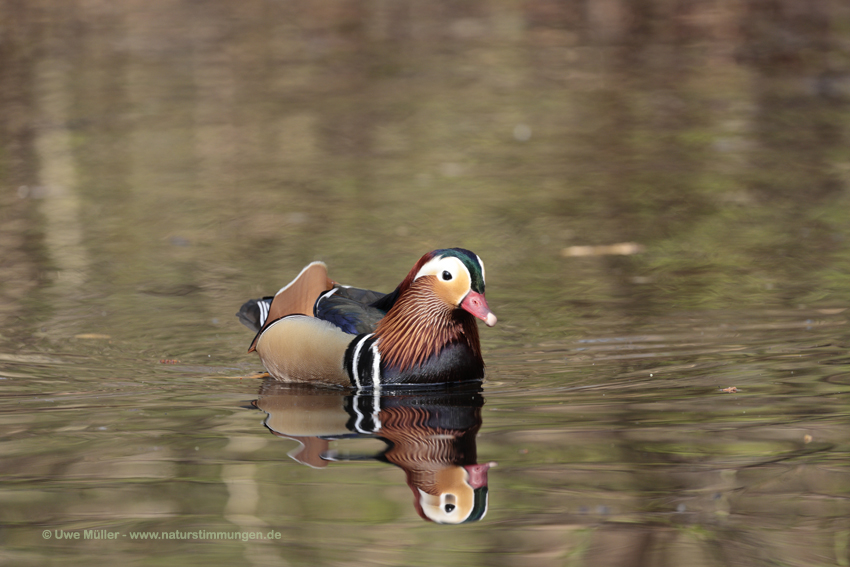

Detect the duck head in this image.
[374,248,496,374]
[408,248,497,327]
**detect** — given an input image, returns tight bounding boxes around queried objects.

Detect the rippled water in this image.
[5,306,850,566]
[2,1,850,566]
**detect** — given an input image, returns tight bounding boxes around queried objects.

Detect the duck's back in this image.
[314,286,389,334]
[238,262,393,337]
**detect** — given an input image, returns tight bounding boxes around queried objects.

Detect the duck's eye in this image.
[445,504,456,513]
[441,270,453,281]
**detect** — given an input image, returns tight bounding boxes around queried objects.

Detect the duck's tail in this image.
[236,297,274,333]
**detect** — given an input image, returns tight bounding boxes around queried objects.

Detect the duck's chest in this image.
[343,334,484,389]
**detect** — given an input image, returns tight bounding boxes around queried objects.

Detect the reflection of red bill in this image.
[463,462,497,489]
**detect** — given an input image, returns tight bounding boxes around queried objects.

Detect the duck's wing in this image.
[243,262,335,351]
[268,261,335,319]
[314,286,388,335]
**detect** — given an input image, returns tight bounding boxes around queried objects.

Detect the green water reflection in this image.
[1,0,850,565]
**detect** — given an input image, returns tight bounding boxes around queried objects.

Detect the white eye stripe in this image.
[414,256,470,283]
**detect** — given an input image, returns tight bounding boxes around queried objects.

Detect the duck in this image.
[237,248,496,389]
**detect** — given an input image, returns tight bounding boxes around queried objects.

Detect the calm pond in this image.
[2,1,850,566]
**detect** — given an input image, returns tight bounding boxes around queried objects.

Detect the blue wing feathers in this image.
[315,286,390,334]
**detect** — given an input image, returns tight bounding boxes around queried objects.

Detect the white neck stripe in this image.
[350,333,373,389]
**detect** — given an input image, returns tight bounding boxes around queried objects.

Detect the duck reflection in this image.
[253,379,495,524]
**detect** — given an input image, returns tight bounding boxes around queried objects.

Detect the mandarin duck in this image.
[254,380,495,523]
[237,248,496,389]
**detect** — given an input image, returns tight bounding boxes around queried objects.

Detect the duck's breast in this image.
[381,342,485,386]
